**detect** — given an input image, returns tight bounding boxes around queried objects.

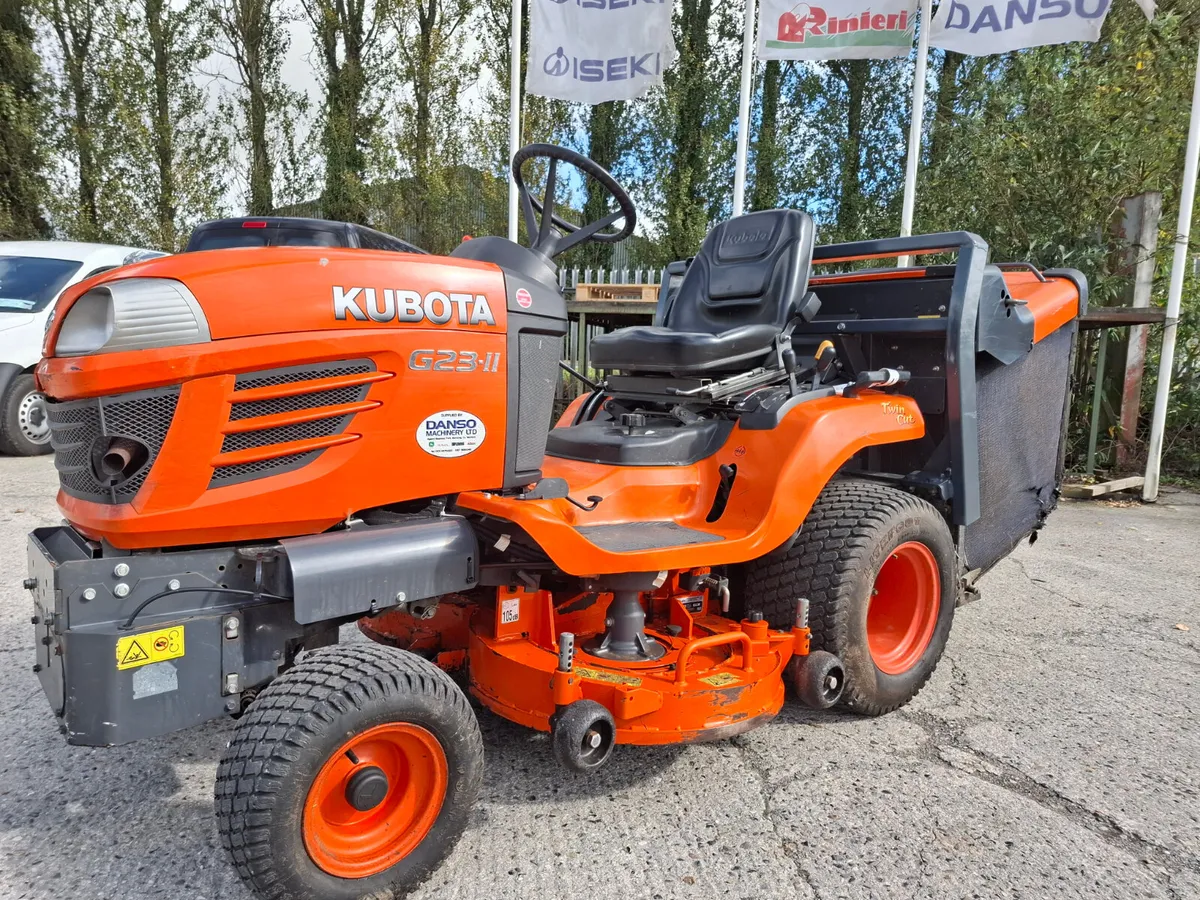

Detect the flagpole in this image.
[508,0,523,241]
[898,0,932,265]
[1143,39,1200,501]
[732,0,758,218]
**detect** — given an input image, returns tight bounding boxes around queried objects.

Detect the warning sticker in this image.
[575,665,642,687]
[416,409,486,458]
[699,672,740,687]
[500,596,520,624]
[116,625,185,671]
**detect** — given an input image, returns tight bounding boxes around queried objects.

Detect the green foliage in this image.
[112,0,228,249]
[211,0,307,215]
[0,0,50,239]
[303,0,391,225]
[4,0,1200,476]
[1145,272,1200,479]
[918,4,1200,475]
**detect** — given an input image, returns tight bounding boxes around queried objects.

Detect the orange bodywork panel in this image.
[39,248,513,549]
[458,390,924,574]
[465,583,807,745]
[1001,270,1081,343]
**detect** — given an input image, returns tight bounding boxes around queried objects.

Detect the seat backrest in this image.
[662,209,816,335]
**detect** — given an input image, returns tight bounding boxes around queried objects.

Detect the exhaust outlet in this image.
[95,437,150,482]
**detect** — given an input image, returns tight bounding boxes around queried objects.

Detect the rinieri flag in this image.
[526,0,677,103]
[929,0,1155,55]
[758,0,918,61]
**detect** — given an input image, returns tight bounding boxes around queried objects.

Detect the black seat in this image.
[589,209,817,375]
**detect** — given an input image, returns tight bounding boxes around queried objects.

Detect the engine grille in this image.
[210,360,376,488]
[233,361,373,392]
[46,387,181,503]
[514,332,562,472]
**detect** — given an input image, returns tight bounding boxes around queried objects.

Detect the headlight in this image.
[53,277,210,357]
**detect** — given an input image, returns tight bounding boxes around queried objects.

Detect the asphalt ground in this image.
[0,454,1196,900]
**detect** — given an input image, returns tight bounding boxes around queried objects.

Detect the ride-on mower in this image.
[24,145,1083,899]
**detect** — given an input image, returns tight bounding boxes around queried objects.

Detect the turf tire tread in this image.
[743,478,953,716]
[214,643,482,899]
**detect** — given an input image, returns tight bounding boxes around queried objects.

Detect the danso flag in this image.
[526,0,677,103]
[929,0,1114,54]
[758,0,918,60]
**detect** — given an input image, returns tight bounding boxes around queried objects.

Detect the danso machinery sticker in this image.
[417,410,486,458]
[115,624,185,671]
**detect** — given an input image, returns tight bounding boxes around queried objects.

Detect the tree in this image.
[41,0,110,239]
[750,60,783,212]
[469,0,570,244]
[211,0,301,214]
[928,50,965,169]
[827,60,870,236]
[303,0,389,224]
[0,0,50,239]
[388,0,475,250]
[113,0,226,249]
[660,0,717,260]
[577,101,626,268]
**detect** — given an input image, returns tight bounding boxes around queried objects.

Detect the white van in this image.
[0,242,164,455]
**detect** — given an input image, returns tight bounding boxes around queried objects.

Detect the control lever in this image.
[812,340,837,388]
[558,360,598,391]
[842,368,910,397]
[518,477,603,511]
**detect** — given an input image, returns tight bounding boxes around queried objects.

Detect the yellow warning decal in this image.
[575,665,641,687]
[115,625,185,671]
[699,672,740,687]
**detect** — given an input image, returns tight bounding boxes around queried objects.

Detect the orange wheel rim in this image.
[866,541,941,676]
[303,723,448,879]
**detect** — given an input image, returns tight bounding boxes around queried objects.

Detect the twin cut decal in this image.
[333,286,496,326]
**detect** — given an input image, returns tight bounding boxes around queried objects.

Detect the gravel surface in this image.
[0,455,1196,900]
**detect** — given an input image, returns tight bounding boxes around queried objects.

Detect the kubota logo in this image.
[726,229,771,246]
[777,4,910,43]
[333,286,496,325]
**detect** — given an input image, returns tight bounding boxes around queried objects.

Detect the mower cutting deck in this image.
[23,144,1083,899]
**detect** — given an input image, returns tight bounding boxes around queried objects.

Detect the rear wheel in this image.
[0,374,52,456]
[742,479,957,715]
[216,643,484,899]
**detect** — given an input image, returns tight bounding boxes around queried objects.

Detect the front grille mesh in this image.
[220,417,348,453]
[229,384,366,421]
[234,362,372,392]
[211,451,323,484]
[211,359,375,488]
[47,387,180,503]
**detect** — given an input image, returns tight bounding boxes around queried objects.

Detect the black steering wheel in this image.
[512,143,636,259]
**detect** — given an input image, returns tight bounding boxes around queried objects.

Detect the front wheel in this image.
[0,373,53,456]
[743,479,958,715]
[216,643,484,900]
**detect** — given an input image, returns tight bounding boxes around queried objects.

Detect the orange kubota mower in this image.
[24,145,1083,899]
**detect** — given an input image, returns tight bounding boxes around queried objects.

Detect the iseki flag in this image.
[929,0,1115,55]
[526,0,677,104]
[758,0,918,60]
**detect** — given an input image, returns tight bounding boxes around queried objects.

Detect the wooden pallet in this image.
[1060,476,1145,499]
[574,283,658,303]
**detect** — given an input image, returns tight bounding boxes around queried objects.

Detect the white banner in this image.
[758,0,917,60]
[526,0,677,103]
[929,0,1114,55]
